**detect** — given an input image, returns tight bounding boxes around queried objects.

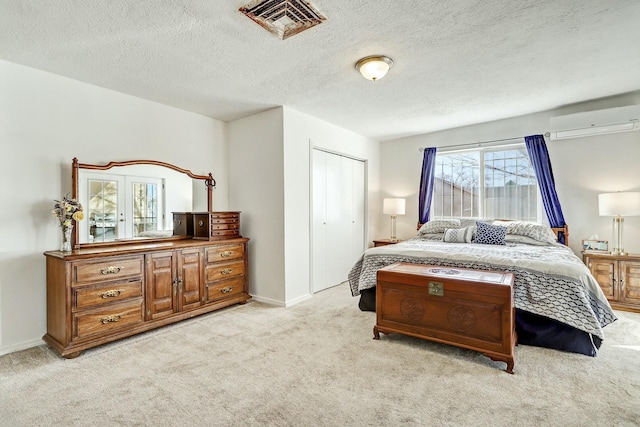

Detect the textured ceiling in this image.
[1,0,639,141]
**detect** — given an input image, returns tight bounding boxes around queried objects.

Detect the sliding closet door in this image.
[312,149,365,293]
[351,159,366,262]
[312,151,328,293]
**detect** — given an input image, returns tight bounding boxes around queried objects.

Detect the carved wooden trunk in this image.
[375,263,516,373]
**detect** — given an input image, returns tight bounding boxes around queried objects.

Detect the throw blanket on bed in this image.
[348,237,617,340]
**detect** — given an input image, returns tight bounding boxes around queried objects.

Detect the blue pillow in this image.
[474,221,506,245]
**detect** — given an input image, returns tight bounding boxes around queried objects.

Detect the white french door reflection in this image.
[80,172,163,243]
[312,149,365,293]
[82,173,124,243]
[127,177,163,238]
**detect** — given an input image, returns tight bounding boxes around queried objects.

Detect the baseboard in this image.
[249,295,286,307]
[0,338,46,357]
[285,293,312,307]
[249,293,313,307]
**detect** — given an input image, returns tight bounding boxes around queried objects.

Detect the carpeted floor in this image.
[1,283,639,426]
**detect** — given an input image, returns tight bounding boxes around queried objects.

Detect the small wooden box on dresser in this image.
[44,236,250,358]
[193,211,240,240]
[583,252,640,313]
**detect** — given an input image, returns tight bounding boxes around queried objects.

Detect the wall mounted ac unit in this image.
[549,105,640,140]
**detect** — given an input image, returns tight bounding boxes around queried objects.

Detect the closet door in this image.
[312,149,365,293]
[312,151,328,293]
[351,159,366,262]
[326,156,352,286]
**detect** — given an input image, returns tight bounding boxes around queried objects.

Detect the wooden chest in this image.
[192,211,241,240]
[375,263,516,373]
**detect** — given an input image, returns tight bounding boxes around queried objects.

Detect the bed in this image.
[348,219,617,356]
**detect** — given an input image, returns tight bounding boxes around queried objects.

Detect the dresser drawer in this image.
[210,230,240,238]
[205,260,244,282]
[73,299,144,340]
[206,277,245,302]
[72,256,144,285]
[212,223,239,231]
[73,279,144,310]
[206,244,244,263]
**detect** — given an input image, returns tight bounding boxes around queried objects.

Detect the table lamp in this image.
[383,198,406,242]
[598,191,640,255]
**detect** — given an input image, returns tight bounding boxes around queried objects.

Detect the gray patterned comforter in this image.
[348,237,617,339]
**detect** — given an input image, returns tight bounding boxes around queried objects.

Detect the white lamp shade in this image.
[598,192,640,216]
[383,198,405,215]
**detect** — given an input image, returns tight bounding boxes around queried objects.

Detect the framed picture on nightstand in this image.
[582,239,608,252]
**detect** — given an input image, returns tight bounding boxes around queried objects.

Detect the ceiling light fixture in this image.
[355,55,394,81]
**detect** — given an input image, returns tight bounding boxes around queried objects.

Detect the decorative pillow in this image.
[418,219,461,235]
[493,220,557,244]
[474,222,506,245]
[459,218,483,228]
[444,226,475,243]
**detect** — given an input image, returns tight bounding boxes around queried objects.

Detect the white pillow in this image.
[418,219,461,235]
[493,220,557,244]
[444,226,475,243]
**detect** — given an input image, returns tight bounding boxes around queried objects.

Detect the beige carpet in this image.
[1,283,639,427]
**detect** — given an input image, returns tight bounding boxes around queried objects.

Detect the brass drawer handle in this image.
[221,268,233,275]
[100,266,123,275]
[99,289,124,299]
[220,251,234,258]
[221,286,233,294]
[100,314,122,324]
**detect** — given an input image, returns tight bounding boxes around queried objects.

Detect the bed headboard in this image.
[416,221,570,246]
[551,225,569,246]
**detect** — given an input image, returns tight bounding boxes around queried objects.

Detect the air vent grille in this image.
[239,0,327,40]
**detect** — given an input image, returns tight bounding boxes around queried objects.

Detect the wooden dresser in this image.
[583,252,640,313]
[44,237,250,358]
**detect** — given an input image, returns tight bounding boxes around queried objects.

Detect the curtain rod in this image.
[418,132,551,152]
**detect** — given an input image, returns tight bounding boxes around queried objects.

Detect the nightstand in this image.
[373,239,403,247]
[583,251,640,313]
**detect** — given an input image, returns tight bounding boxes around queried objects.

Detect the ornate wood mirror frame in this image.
[72,158,215,249]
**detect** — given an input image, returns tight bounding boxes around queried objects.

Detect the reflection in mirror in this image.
[72,159,214,248]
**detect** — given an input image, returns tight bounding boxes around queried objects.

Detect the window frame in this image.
[432,143,544,223]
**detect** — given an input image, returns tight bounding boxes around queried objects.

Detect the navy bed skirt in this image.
[357,287,601,357]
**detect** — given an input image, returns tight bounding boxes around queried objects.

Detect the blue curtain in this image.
[525,134,567,244]
[418,147,437,224]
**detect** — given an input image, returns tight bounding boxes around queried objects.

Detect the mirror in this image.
[72,158,215,249]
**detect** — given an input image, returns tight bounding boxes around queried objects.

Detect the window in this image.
[432,146,539,221]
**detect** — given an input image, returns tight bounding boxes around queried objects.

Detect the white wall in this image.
[227,108,286,304]
[380,91,640,255]
[0,60,227,355]
[227,107,380,306]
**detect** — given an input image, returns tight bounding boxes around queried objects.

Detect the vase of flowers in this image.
[52,196,84,252]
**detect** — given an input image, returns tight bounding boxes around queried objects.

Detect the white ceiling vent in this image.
[239,0,327,40]
[549,105,640,140]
